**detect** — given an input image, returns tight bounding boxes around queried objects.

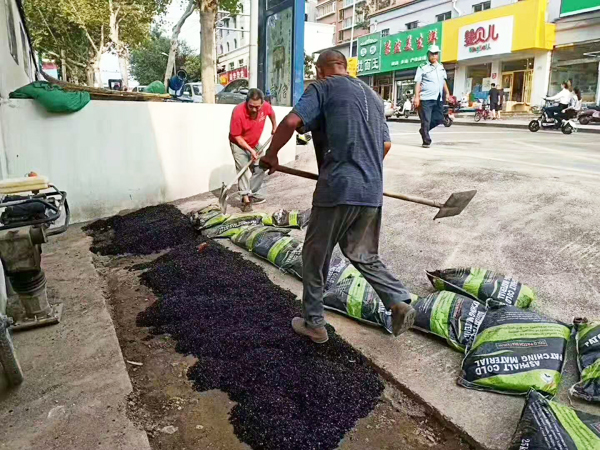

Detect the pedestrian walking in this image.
[488,83,503,120]
[414,44,450,148]
[260,50,416,344]
[229,88,277,212]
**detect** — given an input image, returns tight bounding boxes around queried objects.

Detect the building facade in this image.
[216,0,251,83]
[316,0,369,55]
[549,0,600,104]
[356,0,560,110]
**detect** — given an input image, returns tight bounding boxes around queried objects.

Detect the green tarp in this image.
[10,81,90,113]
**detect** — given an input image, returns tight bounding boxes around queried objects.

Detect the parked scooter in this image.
[529,101,577,135]
[578,105,600,125]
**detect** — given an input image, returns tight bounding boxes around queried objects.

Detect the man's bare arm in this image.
[414,83,422,108]
[384,142,392,159]
[269,111,277,134]
[233,136,258,160]
[261,113,303,173]
[443,81,450,102]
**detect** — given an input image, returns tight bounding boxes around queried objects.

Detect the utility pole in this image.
[249,0,259,87]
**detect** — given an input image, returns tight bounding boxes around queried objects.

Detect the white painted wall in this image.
[0,101,295,222]
[371,0,517,35]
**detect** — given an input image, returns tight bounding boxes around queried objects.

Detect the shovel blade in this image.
[434,190,477,220]
[218,183,229,214]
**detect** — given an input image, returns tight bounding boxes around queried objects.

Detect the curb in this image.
[389,118,600,134]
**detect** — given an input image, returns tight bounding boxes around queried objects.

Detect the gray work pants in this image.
[302,205,412,329]
[230,142,266,199]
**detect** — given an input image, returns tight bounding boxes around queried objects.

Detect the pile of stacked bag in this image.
[191,205,600,450]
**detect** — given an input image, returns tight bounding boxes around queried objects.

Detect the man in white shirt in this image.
[545,82,572,122]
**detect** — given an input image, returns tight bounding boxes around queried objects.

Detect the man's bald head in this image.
[316,50,348,79]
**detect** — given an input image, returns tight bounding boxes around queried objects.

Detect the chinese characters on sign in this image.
[458,16,514,61]
[357,34,381,76]
[379,23,443,73]
[220,66,249,85]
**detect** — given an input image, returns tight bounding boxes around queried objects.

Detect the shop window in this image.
[381,28,390,37]
[20,25,30,77]
[406,21,418,30]
[473,1,491,12]
[550,42,600,103]
[436,11,451,22]
[502,58,534,72]
[5,0,19,64]
[465,63,492,104]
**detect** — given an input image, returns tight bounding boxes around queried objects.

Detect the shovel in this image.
[271,165,476,220]
[218,137,273,214]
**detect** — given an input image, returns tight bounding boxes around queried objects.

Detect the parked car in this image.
[180,82,225,103]
[216,79,249,104]
[131,85,147,93]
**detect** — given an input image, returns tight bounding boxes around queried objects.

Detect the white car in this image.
[181,82,225,103]
[131,85,147,93]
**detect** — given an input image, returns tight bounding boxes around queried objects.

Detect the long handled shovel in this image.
[271,165,476,220]
[218,136,273,214]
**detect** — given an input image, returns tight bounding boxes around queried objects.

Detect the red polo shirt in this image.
[229,101,274,149]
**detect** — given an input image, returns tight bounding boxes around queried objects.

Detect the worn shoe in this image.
[291,317,328,344]
[390,302,416,336]
[251,196,266,205]
[241,202,253,213]
[422,143,431,148]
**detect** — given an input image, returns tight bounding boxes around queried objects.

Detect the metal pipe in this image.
[249,0,259,87]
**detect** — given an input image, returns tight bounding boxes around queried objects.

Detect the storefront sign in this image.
[560,0,600,16]
[357,33,381,76]
[347,57,358,78]
[380,23,442,73]
[458,16,514,61]
[220,66,249,85]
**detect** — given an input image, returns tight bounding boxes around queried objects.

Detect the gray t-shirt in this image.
[292,76,390,208]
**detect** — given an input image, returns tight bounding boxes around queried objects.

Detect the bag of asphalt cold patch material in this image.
[571,318,600,403]
[411,291,487,353]
[266,209,311,229]
[426,268,536,309]
[202,213,268,239]
[189,205,230,230]
[459,305,571,396]
[231,225,291,252]
[509,390,600,450]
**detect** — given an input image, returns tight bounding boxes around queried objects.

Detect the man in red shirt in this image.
[229,88,277,212]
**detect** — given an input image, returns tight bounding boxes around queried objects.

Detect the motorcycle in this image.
[578,105,600,125]
[528,101,577,135]
[444,96,460,127]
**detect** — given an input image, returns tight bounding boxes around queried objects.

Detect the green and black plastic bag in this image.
[412,291,487,352]
[459,305,570,396]
[426,268,536,308]
[509,390,600,450]
[571,318,600,403]
[189,205,230,230]
[202,213,267,239]
[231,225,291,252]
[266,209,311,229]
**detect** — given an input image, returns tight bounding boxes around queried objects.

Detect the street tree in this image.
[164,0,196,88]
[198,0,241,103]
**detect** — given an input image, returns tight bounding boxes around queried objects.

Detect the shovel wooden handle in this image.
[273,165,443,209]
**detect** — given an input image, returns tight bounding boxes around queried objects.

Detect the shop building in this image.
[441,0,555,111]
[549,0,600,104]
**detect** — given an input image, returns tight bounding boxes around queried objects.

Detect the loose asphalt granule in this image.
[87,205,383,449]
[84,204,197,255]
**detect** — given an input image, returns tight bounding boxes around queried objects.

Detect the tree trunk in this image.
[165,0,196,88]
[199,0,218,103]
[86,65,94,86]
[60,50,67,81]
[118,49,129,90]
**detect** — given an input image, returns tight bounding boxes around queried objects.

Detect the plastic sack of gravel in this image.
[411,291,487,353]
[458,305,570,396]
[265,209,311,229]
[426,268,536,309]
[509,390,600,450]
[202,213,268,239]
[570,318,600,402]
[189,205,230,230]
[231,225,291,252]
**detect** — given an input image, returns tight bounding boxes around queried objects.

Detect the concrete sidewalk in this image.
[391,115,600,133]
[0,227,150,450]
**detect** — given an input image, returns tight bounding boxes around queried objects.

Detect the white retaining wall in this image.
[0,100,295,222]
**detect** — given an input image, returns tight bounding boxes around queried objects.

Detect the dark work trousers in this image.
[418,97,445,145]
[546,103,568,121]
[301,205,412,329]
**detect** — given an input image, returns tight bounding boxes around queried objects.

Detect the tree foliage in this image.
[130,28,201,85]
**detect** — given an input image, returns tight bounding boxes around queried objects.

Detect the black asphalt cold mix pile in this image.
[87,205,384,450]
[84,204,197,255]
[137,242,383,450]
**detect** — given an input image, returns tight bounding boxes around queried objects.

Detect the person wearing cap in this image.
[414,44,450,148]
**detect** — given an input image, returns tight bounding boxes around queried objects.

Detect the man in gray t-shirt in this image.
[261,50,415,344]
